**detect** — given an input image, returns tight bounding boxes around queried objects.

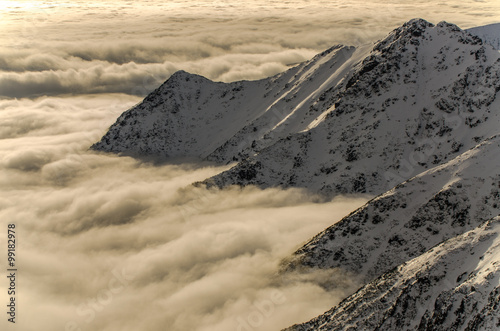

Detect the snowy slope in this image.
[206,44,374,163]
[284,216,500,331]
[284,134,500,284]
[207,20,500,197]
[280,134,500,330]
[467,23,500,50]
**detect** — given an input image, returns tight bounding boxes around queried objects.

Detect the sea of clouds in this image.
[0,96,367,330]
[1,0,498,98]
[1,1,499,330]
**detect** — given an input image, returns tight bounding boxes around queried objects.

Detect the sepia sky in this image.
[0,1,499,331]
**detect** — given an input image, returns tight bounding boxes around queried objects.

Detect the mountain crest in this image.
[93,19,500,198]
[373,18,434,52]
[373,19,482,55]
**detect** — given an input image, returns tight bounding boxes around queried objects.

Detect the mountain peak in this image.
[169,69,196,80]
[373,18,433,51]
[161,69,211,87]
[404,17,434,30]
[373,18,484,56]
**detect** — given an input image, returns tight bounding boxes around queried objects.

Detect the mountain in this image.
[91,69,272,161]
[92,18,500,330]
[467,23,500,50]
[277,21,500,331]
[91,44,368,162]
[281,136,500,330]
[284,133,500,288]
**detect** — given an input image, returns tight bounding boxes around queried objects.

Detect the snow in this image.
[286,134,500,283]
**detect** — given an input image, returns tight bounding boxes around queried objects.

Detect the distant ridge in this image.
[467,22,500,50]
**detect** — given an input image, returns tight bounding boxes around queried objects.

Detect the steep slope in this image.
[284,134,500,284]
[284,216,500,331]
[467,23,500,50]
[207,20,500,196]
[205,44,375,163]
[91,44,371,162]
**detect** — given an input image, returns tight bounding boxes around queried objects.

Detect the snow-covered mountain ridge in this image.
[93,19,500,199]
[467,23,500,50]
[281,134,500,330]
[278,20,500,328]
[205,19,500,196]
[285,133,500,284]
[91,19,500,331]
[91,44,368,162]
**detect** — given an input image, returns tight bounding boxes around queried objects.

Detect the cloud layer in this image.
[1,0,499,97]
[0,95,368,331]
